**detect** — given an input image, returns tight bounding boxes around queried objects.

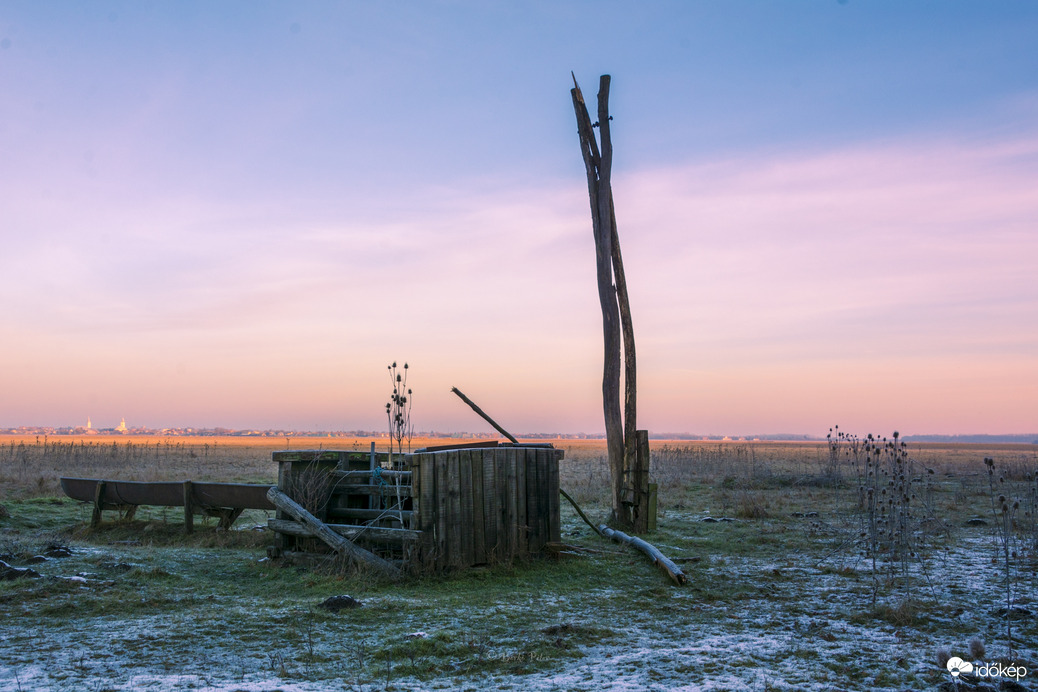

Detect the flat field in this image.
[1,435,1036,691]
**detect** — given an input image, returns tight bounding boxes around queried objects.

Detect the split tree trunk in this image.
[571,74,640,527]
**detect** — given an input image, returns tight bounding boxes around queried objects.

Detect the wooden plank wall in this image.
[411,447,562,571]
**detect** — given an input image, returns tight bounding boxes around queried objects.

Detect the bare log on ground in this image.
[266,487,401,578]
[598,524,687,586]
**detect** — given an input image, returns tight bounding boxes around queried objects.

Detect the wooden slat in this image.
[470,448,486,564]
[416,440,499,453]
[548,449,562,543]
[416,454,435,567]
[481,449,499,561]
[523,450,539,551]
[326,507,413,522]
[368,441,377,510]
[500,448,518,561]
[435,452,449,570]
[329,484,412,498]
[333,469,412,482]
[268,518,420,544]
[458,450,474,568]
[447,451,463,569]
[275,459,292,552]
[516,446,529,555]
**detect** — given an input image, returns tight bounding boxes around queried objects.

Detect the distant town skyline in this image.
[3,421,1034,446]
[3,3,1036,438]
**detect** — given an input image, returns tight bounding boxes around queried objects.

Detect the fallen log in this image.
[598,524,687,586]
[266,487,400,579]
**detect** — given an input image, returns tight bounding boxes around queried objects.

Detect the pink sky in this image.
[4,132,1036,436]
[2,4,1036,436]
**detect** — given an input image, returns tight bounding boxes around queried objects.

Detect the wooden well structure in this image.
[268,442,562,572]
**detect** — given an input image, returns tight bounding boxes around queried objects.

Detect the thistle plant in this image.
[985,456,1020,657]
[837,428,936,609]
[386,361,413,455]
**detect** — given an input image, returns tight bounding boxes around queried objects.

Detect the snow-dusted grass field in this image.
[1,437,1035,691]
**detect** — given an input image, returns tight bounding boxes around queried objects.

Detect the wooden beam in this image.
[450,387,519,444]
[333,469,411,482]
[330,484,412,497]
[267,518,420,544]
[266,487,401,578]
[326,507,413,522]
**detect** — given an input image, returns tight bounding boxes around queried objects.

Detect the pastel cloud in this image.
[2,128,1036,435]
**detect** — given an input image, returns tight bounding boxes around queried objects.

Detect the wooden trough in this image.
[268,443,563,573]
[60,477,274,530]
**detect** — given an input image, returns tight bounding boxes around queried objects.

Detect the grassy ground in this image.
[0,435,1036,690]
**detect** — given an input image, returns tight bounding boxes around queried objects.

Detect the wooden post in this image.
[632,430,652,533]
[91,480,106,527]
[368,441,377,511]
[266,487,400,578]
[183,480,194,533]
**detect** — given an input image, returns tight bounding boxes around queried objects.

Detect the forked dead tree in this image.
[571,74,649,530]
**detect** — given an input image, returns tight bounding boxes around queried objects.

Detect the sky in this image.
[1,1,1036,437]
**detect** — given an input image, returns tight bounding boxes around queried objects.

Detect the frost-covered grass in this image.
[1,438,1036,691]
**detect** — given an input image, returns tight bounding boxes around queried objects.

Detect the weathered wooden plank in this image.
[267,518,420,544]
[368,441,377,510]
[446,452,463,569]
[516,447,530,555]
[525,449,543,553]
[481,449,499,561]
[547,449,562,543]
[414,454,435,567]
[501,448,518,561]
[470,448,486,564]
[458,450,474,568]
[275,459,292,552]
[333,469,412,482]
[325,507,413,523]
[329,484,412,498]
[266,487,400,578]
[435,452,450,570]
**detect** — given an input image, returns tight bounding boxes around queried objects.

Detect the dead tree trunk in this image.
[571,74,640,527]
